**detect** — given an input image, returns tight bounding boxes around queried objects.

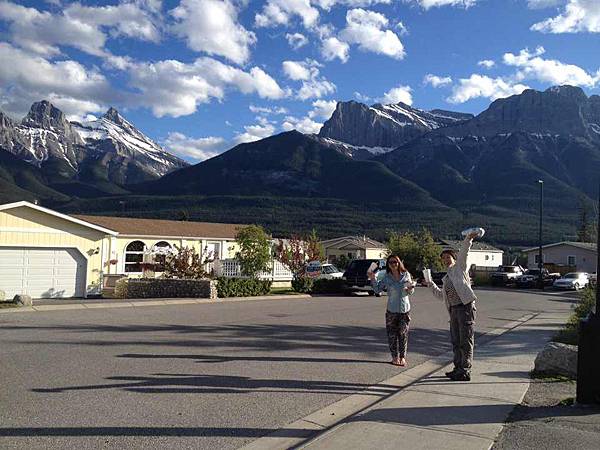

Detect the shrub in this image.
[291,277,314,293]
[555,286,596,345]
[114,278,129,298]
[162,245,212,279]
[216,277,272,298]
[312,278,346,294]
[235,225,272,277]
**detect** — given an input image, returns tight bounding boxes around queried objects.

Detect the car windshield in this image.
[526,270,540,275]
[500,266,517,273]
[563,273,579,279]
[325,265,340,273]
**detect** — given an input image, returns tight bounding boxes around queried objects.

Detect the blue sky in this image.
[1,0,599,162]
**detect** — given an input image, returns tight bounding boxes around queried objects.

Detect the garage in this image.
[0,247,87,299]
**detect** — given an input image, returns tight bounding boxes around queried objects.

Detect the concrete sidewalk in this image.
[299,311,565,450]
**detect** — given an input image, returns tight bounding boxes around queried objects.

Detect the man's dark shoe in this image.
[445,369,458,379]
[449,371,471,381]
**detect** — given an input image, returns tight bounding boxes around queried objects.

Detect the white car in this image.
[319,264,344,279]
[553,272,590,290]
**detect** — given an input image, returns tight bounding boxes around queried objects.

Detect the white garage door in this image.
[0,248,86,299]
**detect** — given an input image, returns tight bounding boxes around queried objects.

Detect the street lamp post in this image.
[576,181,600,404]
[538,180,544,290]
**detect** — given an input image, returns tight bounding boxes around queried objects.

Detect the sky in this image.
[1,0,599,163]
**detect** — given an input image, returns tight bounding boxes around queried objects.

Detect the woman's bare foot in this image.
[391,357,402,366]
[398,357,406,366]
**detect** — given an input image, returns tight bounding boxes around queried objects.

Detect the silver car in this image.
[553,272,589,290]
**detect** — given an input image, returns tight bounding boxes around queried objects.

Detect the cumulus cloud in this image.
[170,0,256,65]
[379,85,413,105]
[255,0,319,29]
[339,8,405,59]
[164,131,227,162]
[423,74,452,87]
[286,32,309,49]
[282,59,336,100]
[527,0,563,8]
[234,118,277,144]
[531,0,600,33]
[308,99,337,119]
[130,57,287,117]
[282,115,323,134]
[409,0,477,9]
[447,74,529,103]
[0,0,160,58]
[478,59,495,68]
[503,46,600,87]
[249,105,289,115]
[321,36,350,62]
[0,42,116,118]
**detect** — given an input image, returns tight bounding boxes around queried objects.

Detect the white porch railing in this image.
[212,259,293,281]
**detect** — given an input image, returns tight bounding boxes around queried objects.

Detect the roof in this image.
[72,215,245,239]
[439,239,503,252]
[0,201,118,235]
[522,241,597,253]
[320,235,387,250]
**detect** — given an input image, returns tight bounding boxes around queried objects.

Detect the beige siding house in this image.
[439,239,504,269]
[0,201,244,299]
[522,242,597,273]
[321,236,387,262]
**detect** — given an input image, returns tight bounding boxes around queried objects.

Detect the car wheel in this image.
[368,291,375,296]
[574,283,580,290]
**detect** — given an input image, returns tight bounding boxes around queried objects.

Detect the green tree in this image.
[387,228,442,274]
[235,225,272,277]
[305,228,324,262]
[577,198,596,242]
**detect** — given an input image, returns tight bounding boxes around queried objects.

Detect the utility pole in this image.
[576,180,600,404]
[538,180,544,290]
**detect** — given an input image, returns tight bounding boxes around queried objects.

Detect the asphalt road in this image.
[0,287,577,449]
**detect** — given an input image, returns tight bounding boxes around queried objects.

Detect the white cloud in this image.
[164,131,227,162]
[410,0,477,9]
[321,36,350,62]
[129,57,287,117]
[531,0,600,33]
[478,59,495,68]
[354,91,372,102]
[339,8,405,60]
[282,60,336,100]
[527,0,563,9]
[308,99,337,119]
[255,0,320,29]
[170,0,256,65]
[447,74,529,103]
[423,74,452,87]
[0,42,115,118]
[286,32,309,49]
[0,0,160,58]
[282,60,313,80]
[380,85,413,105]
[503,46,600,87]
[234,121,276,144]
[282,115,323,134]
[249,105,289,115]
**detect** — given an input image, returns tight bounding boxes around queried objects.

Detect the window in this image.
[485,255,489,261]
[152,241,172,272]
[206,242,221,260]
[568,255,576,266]
[124,241,145,273]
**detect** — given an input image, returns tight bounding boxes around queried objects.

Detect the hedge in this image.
[216,277,272,298]
[291,277,314,293]
[312,278,346,294]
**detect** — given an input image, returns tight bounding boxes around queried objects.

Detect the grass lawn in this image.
[269,287,300,295]
[0,302,19,309]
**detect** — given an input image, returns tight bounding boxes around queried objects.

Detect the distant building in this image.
[438,239,504,269]
[320,236,387,262]
[522,242,597,273]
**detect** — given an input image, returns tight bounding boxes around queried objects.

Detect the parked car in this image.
[589,272,597,286]
[342,259,386,295]
[553,272,590,290]
[490,265,525,286]
[318,263,344,280]
[516,269,560,288]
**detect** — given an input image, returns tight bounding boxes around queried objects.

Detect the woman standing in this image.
[368,255,415,366]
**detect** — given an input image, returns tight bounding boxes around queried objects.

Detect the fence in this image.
[213,259,293,281]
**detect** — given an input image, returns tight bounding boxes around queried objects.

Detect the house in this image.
[0,201,244,299]
[321,236,387,263]
[438,239,504,269]
[522,241,597,273]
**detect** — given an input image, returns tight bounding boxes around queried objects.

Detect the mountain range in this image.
[1,85,597,246]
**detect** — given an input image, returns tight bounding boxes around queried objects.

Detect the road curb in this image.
[0,294,312,314]
[239,313,538,450]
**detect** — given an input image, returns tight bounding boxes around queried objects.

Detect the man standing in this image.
[428,231,480,381]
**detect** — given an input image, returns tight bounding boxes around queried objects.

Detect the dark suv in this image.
[342,259,386,295]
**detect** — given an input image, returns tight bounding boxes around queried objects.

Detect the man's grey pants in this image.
[449,301,476,375]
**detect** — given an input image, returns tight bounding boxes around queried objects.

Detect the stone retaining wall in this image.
[123,278,217,299]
